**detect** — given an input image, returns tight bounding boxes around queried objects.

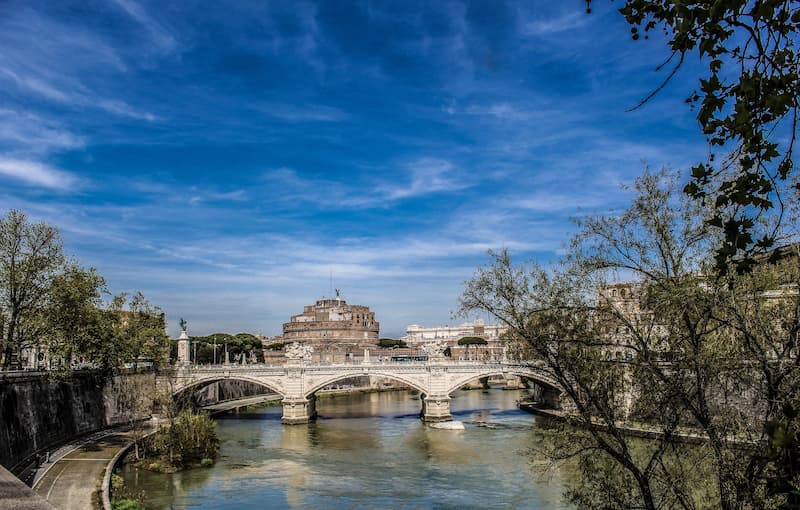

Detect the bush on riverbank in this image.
[130,410,219,473]
[111,473,148,510]
[111,499,147,510]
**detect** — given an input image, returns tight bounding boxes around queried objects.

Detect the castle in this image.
[282,292,379,360]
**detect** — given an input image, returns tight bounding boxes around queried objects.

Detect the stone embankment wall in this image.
[0,371,155,471]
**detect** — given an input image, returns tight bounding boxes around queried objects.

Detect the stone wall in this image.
[0,371,155,472]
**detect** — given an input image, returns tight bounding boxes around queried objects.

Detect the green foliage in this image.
[110,472,147,510]
[111,499,147,510]
[0,209,170,372]
[456,336,488,346]
[0,209,64,369]
[264,342,285,351]
[462,169,800,509]
[187,332,264,363]
[111,473,125,492]
[601,0,800,272]
[138,410,219,471]
[378,338,407,348]
[107,292,170,371]
[47,265,107,369]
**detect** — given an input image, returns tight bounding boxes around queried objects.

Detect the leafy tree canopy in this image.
[378,338,408,348]
[591,0,799,273]
[457,336,488,346]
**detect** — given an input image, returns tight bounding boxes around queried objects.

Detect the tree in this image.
[109,292,170,370]
[461,168,800,509]
[457,336,488,359]
[595,1,799,273]
[47,264,107,369]
[378,338,408,348]
[456,336,488,346]
[0,210,65,369]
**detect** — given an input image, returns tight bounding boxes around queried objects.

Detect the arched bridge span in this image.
[161,361,565,424]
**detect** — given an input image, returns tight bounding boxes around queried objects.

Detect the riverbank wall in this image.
[0,371,155,473]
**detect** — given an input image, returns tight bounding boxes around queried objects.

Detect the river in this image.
[120,388,573,509]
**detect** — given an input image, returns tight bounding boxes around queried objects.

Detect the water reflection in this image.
[121,389,573,509]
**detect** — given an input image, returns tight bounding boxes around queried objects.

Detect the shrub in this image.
[112,499,147,510]
[378,338,407,348]
[457,336,487,346]
[138,410,220,471]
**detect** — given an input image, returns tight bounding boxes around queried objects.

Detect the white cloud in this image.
[188,189,248,205]
[0,158,78,190]
[0,109,85,153]
[520,10,589,37]
[259,103,349,123]
[380,158,471,200]
[109,0,177,52]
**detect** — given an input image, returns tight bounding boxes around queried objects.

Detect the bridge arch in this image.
[171,375,286,400]
[303,371,428,398]
[445,368,561,397]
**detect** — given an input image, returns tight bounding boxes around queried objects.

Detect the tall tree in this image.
[462,169,800,508]
[595,1,799,272]
[47,264,107,369]
[112,292,170,370]
[0,210,65,369]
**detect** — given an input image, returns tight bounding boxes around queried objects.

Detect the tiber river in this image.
[121,389,574,509]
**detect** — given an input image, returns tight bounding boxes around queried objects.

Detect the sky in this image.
[0,1,711,338]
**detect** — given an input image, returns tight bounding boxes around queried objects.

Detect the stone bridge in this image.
[160,360,564,424]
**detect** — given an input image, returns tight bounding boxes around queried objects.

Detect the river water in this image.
[120,389,573,509]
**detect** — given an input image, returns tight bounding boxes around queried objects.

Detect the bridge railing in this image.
[170,359,546,373]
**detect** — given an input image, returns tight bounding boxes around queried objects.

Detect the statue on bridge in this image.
[421,339,448,360]
[285,342,314,362]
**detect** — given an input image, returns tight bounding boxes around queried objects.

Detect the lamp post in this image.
[213,336,217,365]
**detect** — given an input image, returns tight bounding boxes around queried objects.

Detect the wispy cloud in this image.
[0,158,79,190]
[109,0,177,52]
[0,7,157,122]
[519,10,589,37]
[379,158,471,200]
[257,103,349,123]
[0,109,84,154]
[188,188,248,205]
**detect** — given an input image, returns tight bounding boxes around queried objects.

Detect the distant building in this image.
[402,318,506,345]
[282,293,380,359]
[401,319,508,360]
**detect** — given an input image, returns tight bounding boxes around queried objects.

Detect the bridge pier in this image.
[421,396,452,422]
[281,396,316,425]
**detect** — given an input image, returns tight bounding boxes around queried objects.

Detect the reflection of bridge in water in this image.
[163,360,565,424]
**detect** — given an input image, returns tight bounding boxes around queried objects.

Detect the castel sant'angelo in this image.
[282,291,380,358]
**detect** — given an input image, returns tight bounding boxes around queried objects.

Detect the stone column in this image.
[176,330,191,365]
[421,396,452,422]
[281,396,317,425]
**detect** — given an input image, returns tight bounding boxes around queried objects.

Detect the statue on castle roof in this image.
[179,317,187,332]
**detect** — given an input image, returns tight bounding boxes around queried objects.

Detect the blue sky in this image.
[0,1,709,338]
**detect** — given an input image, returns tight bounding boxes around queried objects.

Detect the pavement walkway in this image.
[31,426,149,510]
[11,394,277,510]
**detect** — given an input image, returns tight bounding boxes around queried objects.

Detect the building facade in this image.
[401,319,508,360]
[282,295,380,360]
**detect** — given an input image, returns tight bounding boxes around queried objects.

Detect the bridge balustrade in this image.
[163,359,565,425]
